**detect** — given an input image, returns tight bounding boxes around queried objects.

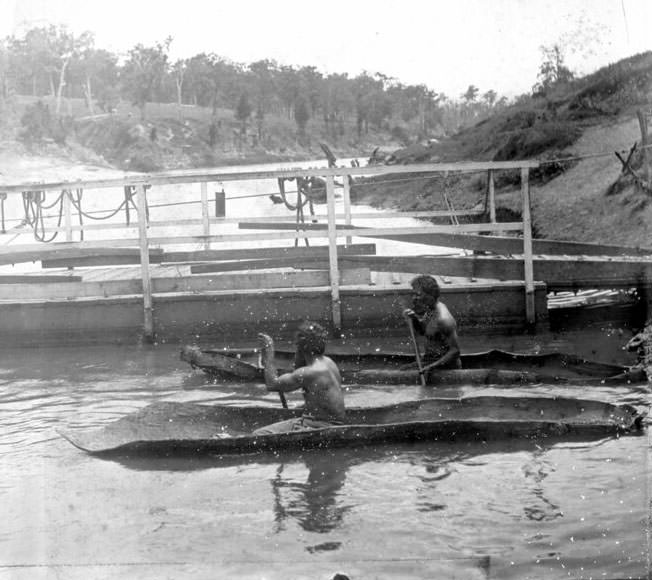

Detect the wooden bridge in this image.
[0,160,649,344]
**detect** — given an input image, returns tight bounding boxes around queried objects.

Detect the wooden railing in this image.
[0,160,539,338]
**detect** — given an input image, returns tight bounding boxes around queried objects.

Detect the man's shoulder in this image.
[429,304,457,330]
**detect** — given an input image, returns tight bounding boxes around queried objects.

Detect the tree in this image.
[120,38,171,119]
[294,95,310,137]
[69,45,117,113]
[235,92,252,135]
[532,44,575,96]
[8,26,89,114]
[482,90,497,108]
[249,59,278,116]
[462,84,479,104]
[171,58,187,108]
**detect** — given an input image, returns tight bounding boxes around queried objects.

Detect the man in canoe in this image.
[254,321,346,434]
[403,274,462,375]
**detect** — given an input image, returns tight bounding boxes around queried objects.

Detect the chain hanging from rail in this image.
[440,172,460,227]
[21,190,64,242]
[16,185,152,243]
[276,177,320,247]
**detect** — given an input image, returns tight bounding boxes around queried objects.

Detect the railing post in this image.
[200,181,210,250]
[521,167,535,328]
[63,189,72,242]
[136,184,155,342]
[342,175,352,246]
[326,175,342,335]
[488,170,496,223]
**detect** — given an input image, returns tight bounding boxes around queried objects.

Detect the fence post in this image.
[326,175,342,335]
[342,174,352,246]
[521,167,535,328]
[488,170,496,223]
[63,189,72,242]
[136,184,155,342]
[637,109,649,183]
[200,181,210,250]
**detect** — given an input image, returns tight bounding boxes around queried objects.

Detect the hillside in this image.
[12,97,401,173]
[351,52,652,247]
[2,52,652,249]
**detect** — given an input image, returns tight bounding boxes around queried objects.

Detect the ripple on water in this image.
[0,339,649,577]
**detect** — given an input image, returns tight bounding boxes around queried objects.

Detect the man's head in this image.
[410,274,440,314]
[296,320,327,356]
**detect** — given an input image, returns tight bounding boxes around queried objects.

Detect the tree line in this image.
[0,25,511,142]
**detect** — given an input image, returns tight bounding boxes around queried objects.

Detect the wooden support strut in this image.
[63,189,72,242]
[136,184,155,342]
[342,174,352,246]
[521,168,536,328]
[487,169,496,223]
[200,181,210,250]
[325,175,342,335]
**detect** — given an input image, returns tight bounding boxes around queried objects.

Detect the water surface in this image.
[0,332,649,580]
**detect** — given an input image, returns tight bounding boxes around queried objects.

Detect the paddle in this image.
[404,310,427,387]
[257,334,288,409]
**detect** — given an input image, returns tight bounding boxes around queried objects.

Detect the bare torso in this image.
[300,356,345,422]
[423,302,461,369]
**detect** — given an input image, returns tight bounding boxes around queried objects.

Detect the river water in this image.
[0,332,649,580]
[0,159,650,579]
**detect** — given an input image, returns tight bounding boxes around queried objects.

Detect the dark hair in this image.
[296,320,327,355]
[411,274,440,301]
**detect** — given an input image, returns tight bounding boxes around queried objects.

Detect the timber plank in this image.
[0,275,82,284]
[191,257,330,273]
[238,223,652,256]
[335,255,652,290]
[0,269,371,300]
[0,160,540,194]
[42,253,164,268]
[0,246,164,268]
[162,243,376,263]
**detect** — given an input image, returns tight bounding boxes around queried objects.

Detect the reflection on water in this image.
[521,449,563,522]
[0,331,649,578]
[271,451,349,535]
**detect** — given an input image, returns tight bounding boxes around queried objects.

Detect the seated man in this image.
[254,321,345,435]
[403,274,461,375]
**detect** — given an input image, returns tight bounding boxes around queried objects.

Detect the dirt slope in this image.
[529,116,652,247]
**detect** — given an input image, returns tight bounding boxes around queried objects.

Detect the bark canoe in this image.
[59,396,644,457]
[179,345,645,386]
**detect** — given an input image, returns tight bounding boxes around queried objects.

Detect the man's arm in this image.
[403,308,426,335]
[258,333,305,393]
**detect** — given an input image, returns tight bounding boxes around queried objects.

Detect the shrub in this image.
[19,101,74,145]
[493,121,581,161]
[20,101,54,142]
[390,125,411,146]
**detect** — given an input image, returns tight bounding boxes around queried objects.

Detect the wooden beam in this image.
[163,243,377,264]
[487,170,496,224]
[3,246,163,267]
[200,181,210,249]
[43,251,165,268]
[342,175,352,245]
[339,254,652,289]
[7,225,524,250]
[326,175,342,333]
[521,168,535,326]
[0,160,541,194]
[235,223,652,256]
[0,269,371,300]
[136,184,154,341]
[0,274,82,284]
[191,257,330,273]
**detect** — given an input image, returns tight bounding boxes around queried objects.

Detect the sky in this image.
[0,0,650,98]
